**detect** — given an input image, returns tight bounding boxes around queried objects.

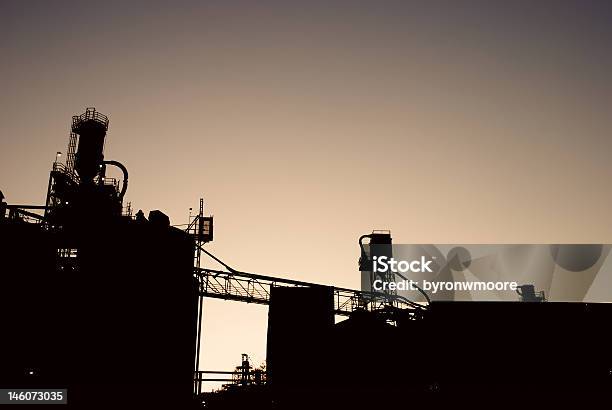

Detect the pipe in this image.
[102,160,129,199]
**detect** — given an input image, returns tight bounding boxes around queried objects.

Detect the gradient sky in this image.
[2,0,612,389]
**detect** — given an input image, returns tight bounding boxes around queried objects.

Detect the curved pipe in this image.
[358,234,373,271]
[358,234,372,249]
[358,234,375,288]
[103,160,129,199]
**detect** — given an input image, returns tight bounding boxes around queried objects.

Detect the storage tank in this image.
[359,230,393,294]
[72,107,109,184]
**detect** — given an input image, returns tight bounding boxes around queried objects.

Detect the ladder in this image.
[65,130,77,178]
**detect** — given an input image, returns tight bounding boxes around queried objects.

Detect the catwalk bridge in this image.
[194,246,426,317]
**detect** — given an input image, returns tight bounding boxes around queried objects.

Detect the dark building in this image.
[262,301,612,409]
[0,109,198,409]
[266,286,335,389]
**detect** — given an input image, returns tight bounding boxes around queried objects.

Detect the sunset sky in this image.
[2,0,611,388]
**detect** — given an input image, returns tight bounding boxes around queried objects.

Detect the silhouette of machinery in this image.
[43,108,129,226]
[1,108,417,409]
[3,109,612,410]
[1,108,198,409]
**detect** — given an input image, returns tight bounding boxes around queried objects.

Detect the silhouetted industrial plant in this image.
[1,109,611,409]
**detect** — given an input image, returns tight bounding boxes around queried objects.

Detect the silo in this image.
[266,286,334,388]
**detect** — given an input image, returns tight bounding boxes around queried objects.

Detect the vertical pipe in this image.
[195,289,204,395]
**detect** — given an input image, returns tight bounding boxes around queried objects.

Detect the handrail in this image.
[71,108,109,131]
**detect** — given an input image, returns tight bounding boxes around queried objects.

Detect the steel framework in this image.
[194,266,422,316]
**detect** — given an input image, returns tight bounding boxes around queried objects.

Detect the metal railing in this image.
[71,107,109,131]
[52,161,78,183]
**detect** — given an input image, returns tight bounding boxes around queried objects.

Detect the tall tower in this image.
[45,108,128,227]
[359,231,395,297]
[72,107,109,185]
